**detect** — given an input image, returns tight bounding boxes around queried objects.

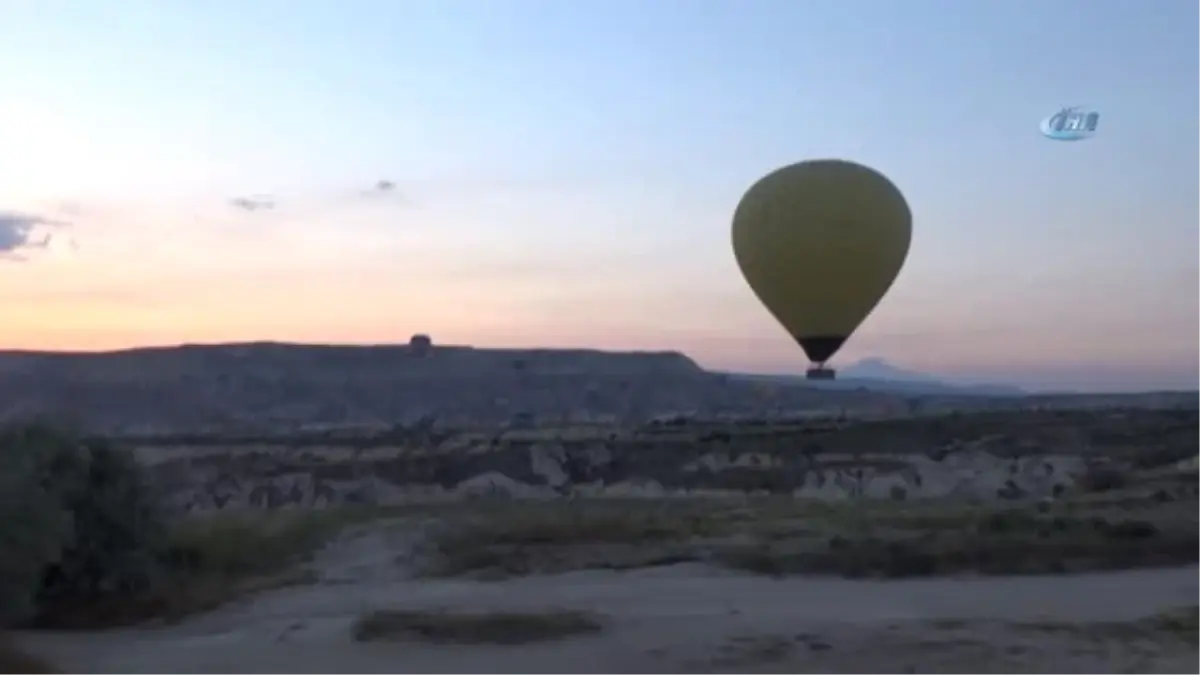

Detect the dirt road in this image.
[14,525,1198,673]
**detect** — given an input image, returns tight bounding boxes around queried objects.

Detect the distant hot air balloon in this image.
[731,159,912,380]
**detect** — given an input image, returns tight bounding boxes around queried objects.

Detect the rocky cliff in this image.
[0,340,1194,434]
[0,340,914,433]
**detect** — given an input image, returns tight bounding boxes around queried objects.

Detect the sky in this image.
[0,0,1196,392]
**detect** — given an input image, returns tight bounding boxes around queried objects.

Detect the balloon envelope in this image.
[731,159,912,365]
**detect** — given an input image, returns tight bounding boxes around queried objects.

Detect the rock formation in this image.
[0,341,897,433]
[130,408,1198,513]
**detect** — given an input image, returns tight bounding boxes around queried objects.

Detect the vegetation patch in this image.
[418,500,730,577]
[31,507,398,629]
[417,497,1198,579]
[352,608,606,645]
[1012,606,1199,643]
[0,422,386,629]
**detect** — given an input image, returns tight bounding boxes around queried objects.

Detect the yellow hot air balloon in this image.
[732,159,911,380]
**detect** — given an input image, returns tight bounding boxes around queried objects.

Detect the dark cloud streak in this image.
[0,211,71,262]
[360,179,401,200]
[229,195,276,212]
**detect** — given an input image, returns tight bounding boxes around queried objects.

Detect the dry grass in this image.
[1013,606,1200,643]
[0,634,58,674]
[33,507,395,629]
[165,507,380,577]
[417,495,1199,580]
[33,568,319,630]
[351,608,606,645]
[416,499,733,577]
[714,507,1198,578]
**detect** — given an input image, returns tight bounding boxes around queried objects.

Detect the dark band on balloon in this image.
[795,335,847,364]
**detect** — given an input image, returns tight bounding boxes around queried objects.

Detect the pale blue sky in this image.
[0,0,1196,392]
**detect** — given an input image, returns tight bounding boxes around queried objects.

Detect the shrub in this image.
[1079,464,1128,493]
[0,422,170,625]
[0,434,71,625]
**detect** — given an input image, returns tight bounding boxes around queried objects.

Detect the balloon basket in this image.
[806,366,837,381]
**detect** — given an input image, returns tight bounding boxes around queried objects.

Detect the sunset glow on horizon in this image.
[2,0,1196,393]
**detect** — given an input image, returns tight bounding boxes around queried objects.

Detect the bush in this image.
[1079,464,1128,493]
[0,422,170,626]
[0,435,71,625]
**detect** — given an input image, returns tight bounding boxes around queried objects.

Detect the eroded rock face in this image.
[133,422,1104,511]
[144,443,1086,513]
[135,409,1196,514]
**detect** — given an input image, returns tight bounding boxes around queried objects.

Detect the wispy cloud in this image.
[365,179,396,195]
[228,195,276,212]
[224,179,405,219]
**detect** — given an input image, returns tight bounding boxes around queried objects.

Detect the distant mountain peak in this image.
[840,357,939,384]
[718,358,1026,397]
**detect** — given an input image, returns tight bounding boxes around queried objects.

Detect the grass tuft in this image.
[352,608,606,645]
[1012,606,1200,642]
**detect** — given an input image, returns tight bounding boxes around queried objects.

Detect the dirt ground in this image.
[13,519,1198,674]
